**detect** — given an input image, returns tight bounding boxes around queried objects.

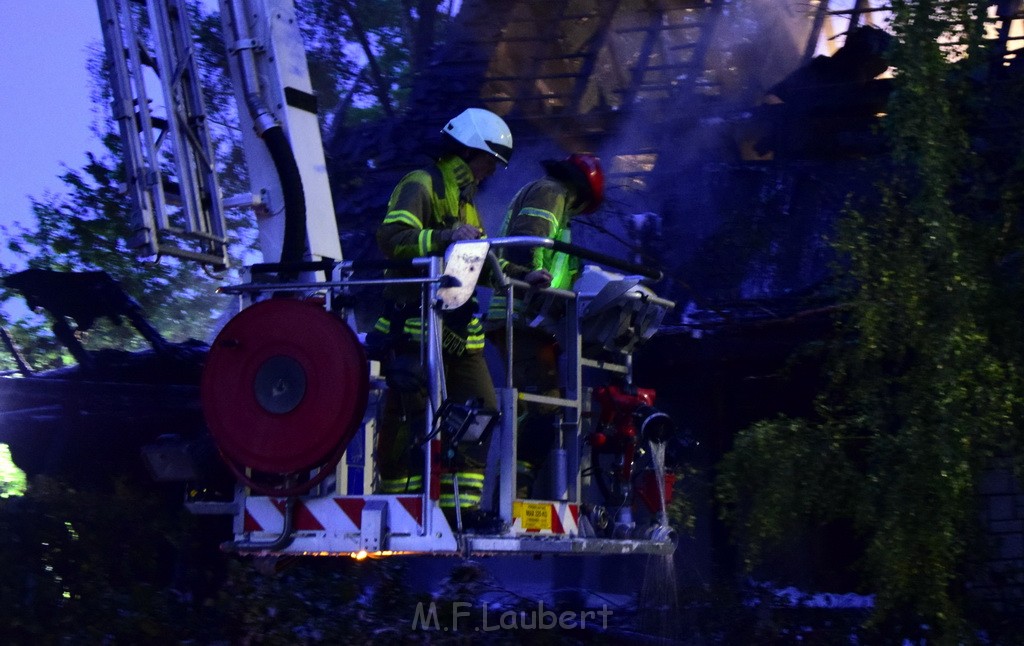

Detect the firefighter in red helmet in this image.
[485,153,605,496]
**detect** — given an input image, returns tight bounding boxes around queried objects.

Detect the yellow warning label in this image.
[513,501,552,532]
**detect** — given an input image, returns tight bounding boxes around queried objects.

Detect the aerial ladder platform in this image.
[98,0,681,558]
[193,239,678,558]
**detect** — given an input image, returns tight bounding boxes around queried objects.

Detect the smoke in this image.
[583,0,826,307]
[476,139,567,235]
[473,1,844,310]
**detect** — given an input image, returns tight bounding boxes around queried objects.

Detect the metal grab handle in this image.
[248,258,438,275]
[487,236,663,282]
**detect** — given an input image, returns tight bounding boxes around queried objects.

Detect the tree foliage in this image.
[0,0,461,375]
[1,476,628,643]
[0,2,250,373]
[0,477,206,641]
[1,137,231,350]
[0,445,27,499]
[717,0,1024,640]
[295,0,460,128]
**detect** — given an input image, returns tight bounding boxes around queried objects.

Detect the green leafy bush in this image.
[717,1,1024,640]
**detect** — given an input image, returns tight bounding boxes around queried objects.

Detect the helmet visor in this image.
[486,140,512,165]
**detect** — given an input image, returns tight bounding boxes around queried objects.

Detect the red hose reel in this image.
[201,298,369,494]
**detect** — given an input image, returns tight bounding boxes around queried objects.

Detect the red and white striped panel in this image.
[241,495,426,535]
[510,500,580,535]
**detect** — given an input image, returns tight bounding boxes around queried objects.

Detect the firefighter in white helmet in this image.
[372,108,512,529]
[485,153,605,496]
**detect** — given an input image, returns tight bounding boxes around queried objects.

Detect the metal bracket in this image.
[360,499,388,552]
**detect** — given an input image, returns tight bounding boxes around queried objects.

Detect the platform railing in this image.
[215,237,670,538]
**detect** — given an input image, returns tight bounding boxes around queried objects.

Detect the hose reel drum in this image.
[200,298,369,495]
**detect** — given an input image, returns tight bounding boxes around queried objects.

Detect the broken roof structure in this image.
[325,0,1023,326]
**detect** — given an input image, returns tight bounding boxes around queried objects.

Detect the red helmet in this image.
[567,153,604,214]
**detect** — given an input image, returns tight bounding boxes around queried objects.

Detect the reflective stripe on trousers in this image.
[439,472,484,508]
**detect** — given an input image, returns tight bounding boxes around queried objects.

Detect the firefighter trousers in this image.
[487,325,562,494]
[376,348,497,510]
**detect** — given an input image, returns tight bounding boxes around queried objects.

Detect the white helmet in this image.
[442,108,513,165]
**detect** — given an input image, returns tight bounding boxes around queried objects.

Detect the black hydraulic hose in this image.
[549,239,662,282]
[258,123,307,274]
[239,89,307,281]
[224,0,306,278]
[591,445,614,502]
[488,236,663,282]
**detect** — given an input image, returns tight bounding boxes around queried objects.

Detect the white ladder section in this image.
[96,0,230,267]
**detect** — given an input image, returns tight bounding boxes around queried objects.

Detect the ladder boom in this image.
[96,0,230,268]
[217,0,342,264]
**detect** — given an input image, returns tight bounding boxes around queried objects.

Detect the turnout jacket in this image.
[488,176,580,325]
[375,154,486,355]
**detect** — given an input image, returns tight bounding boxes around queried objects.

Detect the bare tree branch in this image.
[337,0,394,117]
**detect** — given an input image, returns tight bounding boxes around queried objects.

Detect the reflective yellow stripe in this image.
[519,207,558,228]
[383,209,423,228]
[380,484,423,493]
[487,296,527,322]
[440,494,481,508]
[418,229,432,256]
[378,317,483,354]
[380,475,424,493]
[549,229,573,290]
[442,473,485,484]
[465,318,485,351]
[382,475,423,484]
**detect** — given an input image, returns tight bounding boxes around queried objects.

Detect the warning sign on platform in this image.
[513,501,552,532]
